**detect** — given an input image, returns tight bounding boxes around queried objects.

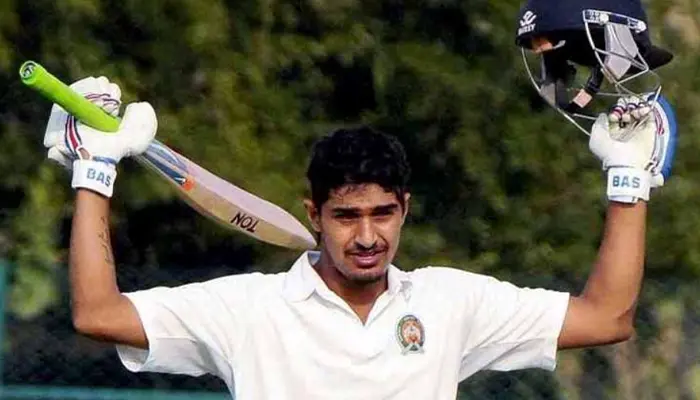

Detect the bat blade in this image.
[16,61,315,249]
[137,140,317,250]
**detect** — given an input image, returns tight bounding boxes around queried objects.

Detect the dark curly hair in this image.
[306,126,411,211]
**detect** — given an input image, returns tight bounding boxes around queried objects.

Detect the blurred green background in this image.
[1,0,699,399]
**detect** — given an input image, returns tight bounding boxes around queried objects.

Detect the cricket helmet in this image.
[515,0,674,134]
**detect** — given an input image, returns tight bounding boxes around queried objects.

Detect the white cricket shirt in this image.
[117,251,569,399]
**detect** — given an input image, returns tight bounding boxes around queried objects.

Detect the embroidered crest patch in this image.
[396,314,425,354]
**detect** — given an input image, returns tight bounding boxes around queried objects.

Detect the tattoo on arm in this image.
[97,216,115,266]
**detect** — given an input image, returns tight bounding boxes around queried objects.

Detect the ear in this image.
[303,198,322,232]
[401,192,411,225]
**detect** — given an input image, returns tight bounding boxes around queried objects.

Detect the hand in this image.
[589,95,678,203]
[43,76,157,167]
[43,76,158,197]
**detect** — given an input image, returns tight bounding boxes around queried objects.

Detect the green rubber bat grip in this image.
[19,61,120,132]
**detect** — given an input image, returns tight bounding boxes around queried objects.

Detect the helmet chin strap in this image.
[538,55,603,118]
[557,67,606,115]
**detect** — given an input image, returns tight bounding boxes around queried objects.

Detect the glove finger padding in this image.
[119,102,158,157]
[86,76,122,116]
[69,76,122,103]
[607,96,653,141]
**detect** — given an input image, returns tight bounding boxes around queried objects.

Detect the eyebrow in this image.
[373,204,400,213]
[330,203,400,214]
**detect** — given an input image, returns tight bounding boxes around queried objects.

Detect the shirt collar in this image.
[282,251,413,302]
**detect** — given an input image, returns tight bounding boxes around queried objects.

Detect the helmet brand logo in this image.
[518,11,537,35]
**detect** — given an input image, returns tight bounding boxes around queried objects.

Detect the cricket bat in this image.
[19,61,317,250]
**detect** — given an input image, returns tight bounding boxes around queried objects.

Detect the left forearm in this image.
[559,201,647,349]
[581,201,647,323]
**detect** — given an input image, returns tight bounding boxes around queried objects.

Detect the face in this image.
[305,183,410,284]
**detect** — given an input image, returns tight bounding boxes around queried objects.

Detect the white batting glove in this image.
[43,76,157,198]
[589,95,678,203]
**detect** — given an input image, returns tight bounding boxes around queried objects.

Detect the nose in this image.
[354,217,378,249]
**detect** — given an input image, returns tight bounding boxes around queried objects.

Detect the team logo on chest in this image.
[396,314,425,354]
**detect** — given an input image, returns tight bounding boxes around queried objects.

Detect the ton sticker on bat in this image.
[230,212,260,233]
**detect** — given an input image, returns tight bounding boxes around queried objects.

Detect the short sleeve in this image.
[456,273,570,378]
[418,267,570,380]
[116,273,264,380]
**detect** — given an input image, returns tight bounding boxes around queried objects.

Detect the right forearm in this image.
[70,189,121,317]
[69,189,148,347]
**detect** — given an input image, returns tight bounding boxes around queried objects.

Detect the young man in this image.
[44,103,673,399]
[40,4,676,399]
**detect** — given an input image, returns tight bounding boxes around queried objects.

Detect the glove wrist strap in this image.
[72,159,117,198]
[606,167,651,203]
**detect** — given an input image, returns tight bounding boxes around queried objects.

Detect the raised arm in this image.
[557,97,677,349]
[558,201,645,349]
[69,189,147,348]
[42,76,157,349]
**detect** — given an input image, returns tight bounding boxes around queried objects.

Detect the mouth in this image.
[348,250,386,268]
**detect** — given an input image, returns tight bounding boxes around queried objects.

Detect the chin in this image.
[343,262,388,283]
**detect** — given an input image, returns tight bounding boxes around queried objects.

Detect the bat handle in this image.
[19,61,121,132]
